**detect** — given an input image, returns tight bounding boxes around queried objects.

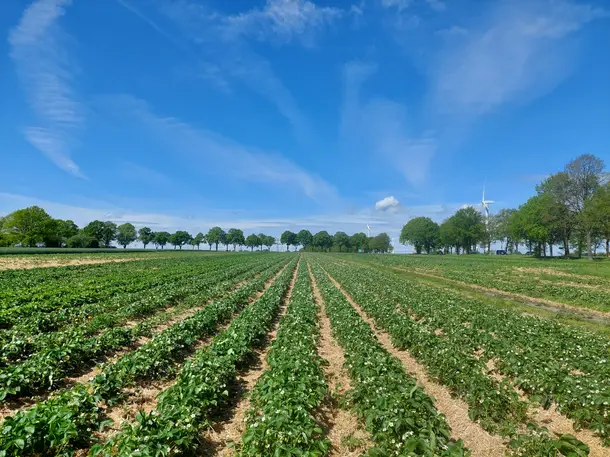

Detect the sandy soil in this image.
[0,256,145,270]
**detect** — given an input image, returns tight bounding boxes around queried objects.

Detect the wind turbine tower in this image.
[481,187,494,223]
[367,224,372,238]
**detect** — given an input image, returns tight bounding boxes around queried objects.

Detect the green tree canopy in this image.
[138,227,154,249]
[349,232,368,252]
[83,221,117,248]
[207,227,226,251]
[449,206,485,254]
[2,206,55,247]
[116,223,137,248]
[297,229,313,249]
[154,231,171,249]
[263,235,275,250]
[226,228,245,251]
[333,231,350,252]
[312,231,332,251]
[399,217,439,254]
[191,232,205,250]
[280,231,297,251]
[170,231,192,250]
[245,234,260,251]
[369,232,392,253]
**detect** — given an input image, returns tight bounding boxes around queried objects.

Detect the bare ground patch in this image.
[322,267,508,457]
[308,263,373,457]
[0,256,147,270]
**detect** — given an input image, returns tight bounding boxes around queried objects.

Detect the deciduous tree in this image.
[138,227,154,249]
[116,223,137,248]
[226,228,245,251]
[399,217,439,254]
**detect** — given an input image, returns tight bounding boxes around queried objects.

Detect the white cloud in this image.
[431,0,608,116]
[375,196,400,212]
[341,61,436,187]
[225,0,342,44]
[9,0,84,177]
[98,95,336,203]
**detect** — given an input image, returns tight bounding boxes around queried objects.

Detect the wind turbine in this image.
[366,224,372,238]
[481,186,494,254]
[481,186,494,223]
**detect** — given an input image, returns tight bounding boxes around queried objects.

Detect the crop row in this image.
[90,258,298,456]
[0,256,283,401]
[0,255,264,366]
[0,256,217,316]
[0,257,294,456]
[239,261,330,456]
[328,258,610,446]
[0,256,242,330]
[319,258,596,455]
[309,261,468,456]
[363,255,610,313]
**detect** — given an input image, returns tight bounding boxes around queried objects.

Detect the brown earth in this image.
[0,256,146,270]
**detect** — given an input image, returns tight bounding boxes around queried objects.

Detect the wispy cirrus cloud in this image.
[431,0,608,117]
[98,94,337,203]
[341,61,436,187]
[9,0,85,177]
[225,0,342,45]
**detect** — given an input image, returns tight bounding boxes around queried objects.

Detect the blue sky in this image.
[1,0,609,245]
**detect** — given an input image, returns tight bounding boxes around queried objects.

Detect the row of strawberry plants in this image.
[0,257,281,402]
[238,261,330,456]
[0,257,293,456]
[320,258,593,455]
[89,258,298,456]
[332,259,609,447]
[0,255,244,333]
[0,256,214,318]
[0,255,262,366]
[309,261,468,457]
[362,255,610,313]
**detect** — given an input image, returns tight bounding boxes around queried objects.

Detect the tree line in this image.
[0,209,393,253]
[400,154,610,258]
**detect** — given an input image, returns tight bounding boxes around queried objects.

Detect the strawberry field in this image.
[0,252,608,456]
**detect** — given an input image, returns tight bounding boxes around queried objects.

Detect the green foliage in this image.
[312,231,332,251]
[2,206,55,247]
[310,262,467,456]
[169,230,192,250]
[66,233,97,248]
[153,231,170,249]
[349,232,368,252]
[369,232,392,253]
[333,231,350,252]
[280,230,297,251]
[445,206,485,254]
[245,233,260,251]
[138,227,154,248]
[297,229,313,248]
[400,217,439,254]
[83,221,117,248]
[116,223,137,248]
[226,228,245,250]
[239,263,330,456]
[207,226,226,251]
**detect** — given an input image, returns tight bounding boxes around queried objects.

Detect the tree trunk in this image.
[550,244,553,257]
[563,238,570,258]
[606,239,609,257]
[179,245,182,250]
[587,230,593,260]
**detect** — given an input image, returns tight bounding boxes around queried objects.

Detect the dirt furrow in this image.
[322,267,507,457]
[308,263,372,457]
[201,260,300,457]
